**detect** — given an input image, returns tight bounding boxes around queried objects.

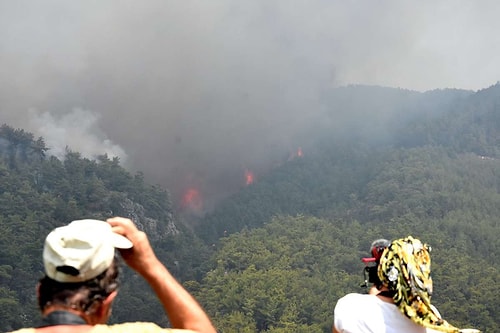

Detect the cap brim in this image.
[110,232,133,249]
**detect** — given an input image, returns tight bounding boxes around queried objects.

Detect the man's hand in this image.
[106,216,217,333]
[107,217,159,275]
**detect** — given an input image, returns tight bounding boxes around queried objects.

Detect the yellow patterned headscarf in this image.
[378,236,480,333]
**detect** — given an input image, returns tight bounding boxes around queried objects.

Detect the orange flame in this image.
[245,169,254,185]
[181,187,203,212]
[297,147,303,157]
[288,147,304,160]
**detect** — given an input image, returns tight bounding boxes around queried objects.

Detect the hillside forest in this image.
[1,83,499,332]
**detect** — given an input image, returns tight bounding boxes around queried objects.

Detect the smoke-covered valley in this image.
[1,1,499,213]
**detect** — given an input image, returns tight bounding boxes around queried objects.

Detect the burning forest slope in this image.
[191,84,500,331]
[1,83,499,331]
[195,83,500,244]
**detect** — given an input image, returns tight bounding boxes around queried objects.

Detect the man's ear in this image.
[104,290,118,306]
[97,291,118,323]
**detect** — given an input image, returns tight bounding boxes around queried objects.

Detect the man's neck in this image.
[41,306,89,326]
[370,285,394,303]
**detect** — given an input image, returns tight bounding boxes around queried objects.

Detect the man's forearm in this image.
[141,259,217,333]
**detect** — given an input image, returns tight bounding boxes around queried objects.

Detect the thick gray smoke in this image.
[1,1,500,212]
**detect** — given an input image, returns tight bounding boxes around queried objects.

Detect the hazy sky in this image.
[1,1,499,211]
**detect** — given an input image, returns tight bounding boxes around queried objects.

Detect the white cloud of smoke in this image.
[28,108,127,162]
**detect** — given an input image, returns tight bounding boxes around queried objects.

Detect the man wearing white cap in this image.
[9,217,217,333]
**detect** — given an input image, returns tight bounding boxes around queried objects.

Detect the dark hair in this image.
[361,239,390,289]
[38,260,120,314]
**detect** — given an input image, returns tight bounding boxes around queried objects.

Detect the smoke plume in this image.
[27,108,127,161]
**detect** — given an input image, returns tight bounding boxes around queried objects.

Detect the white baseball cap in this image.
[43,219,133,283]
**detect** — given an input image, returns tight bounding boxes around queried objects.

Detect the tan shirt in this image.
[8,322,197,333]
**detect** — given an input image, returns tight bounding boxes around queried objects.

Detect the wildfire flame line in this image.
[181,187,203,212]
[245,169,254,185]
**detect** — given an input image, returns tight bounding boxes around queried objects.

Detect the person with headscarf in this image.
[332,236,480,333]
